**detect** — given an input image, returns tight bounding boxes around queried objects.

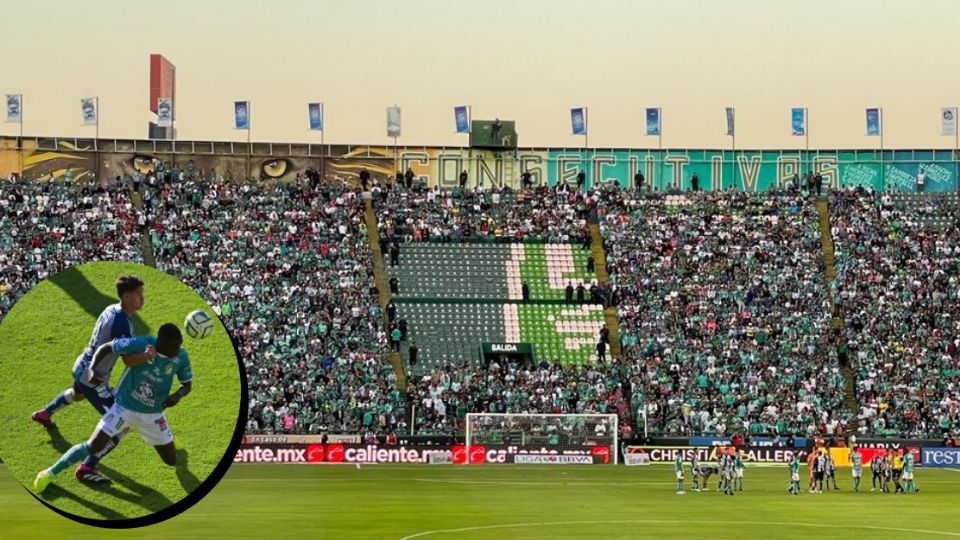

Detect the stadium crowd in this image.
[374,181,594,245]
[146,174,407,435]
[830,187,960,438]
[0,174,142,320]
[600,190,850,438]
[6,164,960,441]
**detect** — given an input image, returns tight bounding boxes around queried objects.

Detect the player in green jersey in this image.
[850,448,863,491]
[788,453,800,495]
[902,451,917,493]
[33,324,192,492]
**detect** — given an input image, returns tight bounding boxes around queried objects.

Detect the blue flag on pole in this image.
[725,107,735,136]
[387,106,401,138]
[5,94,22,123]
[865,108,881,136]
[791,108,806,136]
[81,97,97,126]
[646,108,661,136]
[455,106,470,134]
[157,98,173,127]
[571,107,586,135]
[234,101,249,130]
[308,103,323,131]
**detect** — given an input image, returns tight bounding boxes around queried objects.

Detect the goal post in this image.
[464,413,618,465]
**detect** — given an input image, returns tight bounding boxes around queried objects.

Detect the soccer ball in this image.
[184,310,214,339]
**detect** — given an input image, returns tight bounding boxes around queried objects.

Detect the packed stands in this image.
[830,188,960,438]
[147,175,407,435]
[601,190,850,437]
[0,176,142,319]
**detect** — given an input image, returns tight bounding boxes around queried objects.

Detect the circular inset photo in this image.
[0,261,245,526]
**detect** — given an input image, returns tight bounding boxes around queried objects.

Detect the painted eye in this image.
[132,156,157,174]
[261,159,289,179]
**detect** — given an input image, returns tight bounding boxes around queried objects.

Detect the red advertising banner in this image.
[149,54,175,115]
[234,443,611,465]
[234,443,451,464]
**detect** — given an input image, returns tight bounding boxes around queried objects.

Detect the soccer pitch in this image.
[2,463,960,539]
[0,262,242,521]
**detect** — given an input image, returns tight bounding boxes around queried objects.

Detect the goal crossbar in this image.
[465,413,619,465]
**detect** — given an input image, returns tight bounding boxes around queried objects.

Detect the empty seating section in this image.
[399,303,506,372]
[518,304,606,365]
[401,303,607,375]
[390,243,596,300]
[518,244,595,300]
[390,244,511,300]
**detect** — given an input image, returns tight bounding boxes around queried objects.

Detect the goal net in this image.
[464,413,618,465]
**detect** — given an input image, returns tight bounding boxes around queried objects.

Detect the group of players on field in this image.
[674,445,918,496]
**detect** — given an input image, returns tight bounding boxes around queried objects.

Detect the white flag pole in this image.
[95,97,101,179]
[584,107,589,150]
[19,94,23,176]
[879,108,884,191]
[658,108,663,192]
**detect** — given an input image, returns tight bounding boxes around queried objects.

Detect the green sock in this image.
[50,442,89,475]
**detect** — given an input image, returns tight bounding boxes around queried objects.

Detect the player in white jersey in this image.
[720,452,735,496]
[674,453,685,494]
[31,275,147,483]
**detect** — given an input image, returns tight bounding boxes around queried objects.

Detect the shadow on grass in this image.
[175,448,201,494]
[94,464,174,512]
[37,432,176,516]
[40,484,126,521]
[48,266,151,336]
[42,426,73,455]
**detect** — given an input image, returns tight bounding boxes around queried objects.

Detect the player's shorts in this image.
[903,472,913,480]
[791,472,799,482]
[71,377,115,415]
[676,471,684,480]
[893,468,902,478]
[735,469,744,479]
[814,471,824,481]
[96,401,173,446]
[852,469,861,478]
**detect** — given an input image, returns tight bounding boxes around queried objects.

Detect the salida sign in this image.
[480,342,534,355]
[451,445,610,464]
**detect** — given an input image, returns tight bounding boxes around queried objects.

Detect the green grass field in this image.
[1,463,959,539]
[0,262,242,521]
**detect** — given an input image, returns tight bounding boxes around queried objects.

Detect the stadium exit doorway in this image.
[479,342,536,367]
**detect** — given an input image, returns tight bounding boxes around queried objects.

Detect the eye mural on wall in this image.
[259,158,290,180]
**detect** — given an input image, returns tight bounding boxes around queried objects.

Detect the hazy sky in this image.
[2,0,959,149]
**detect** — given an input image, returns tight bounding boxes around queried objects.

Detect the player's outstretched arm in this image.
[162,381,192,409]
[122,345,156,367]
[120,351,152,365]
[87,343,116,384]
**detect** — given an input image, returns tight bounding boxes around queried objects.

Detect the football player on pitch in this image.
[31,275,148,483]
[33,324,192,493]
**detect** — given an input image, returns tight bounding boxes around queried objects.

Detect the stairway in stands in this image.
[129,189,156,268]
[815,195,858,433]
[363,195,406,390]
[589,223,620,359]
